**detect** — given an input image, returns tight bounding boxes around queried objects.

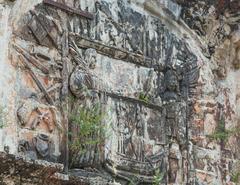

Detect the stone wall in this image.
[0,0,239,184]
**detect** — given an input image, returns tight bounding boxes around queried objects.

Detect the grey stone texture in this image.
[0,0,239,184]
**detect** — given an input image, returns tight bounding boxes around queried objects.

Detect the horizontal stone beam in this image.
[104,162,154,183]
[70,33,159,70]
[43,0,94,20]
[103,91,163,111]
[158,0,182,20]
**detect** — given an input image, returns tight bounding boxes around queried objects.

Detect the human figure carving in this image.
[69,47,98,99]
[17,99,61,133]
[163,68,180,101]
[69,46,103,167]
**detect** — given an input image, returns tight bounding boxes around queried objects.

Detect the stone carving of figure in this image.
[168,142,182,183]
[132,106,145,161]
[17,99,62,133]
[115,102,129,155]
[146,19,160,59]
[165,101,187,146]
[18,139,37,160]
[115,102,145,162]
[163,69,180,101]
[95,1,108,42]
[33,134,50,159]
[69,47,103,167]
[69,48,98,99]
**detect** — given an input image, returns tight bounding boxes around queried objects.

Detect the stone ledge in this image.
[0,152,120,185]
[0,152,63,178]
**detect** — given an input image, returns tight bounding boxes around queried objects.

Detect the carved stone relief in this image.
[102,99,166,183]
[17,99,62,132]
[69,48,98,99]
[33,133,50,158]
[11,0,200,184]
[18,139,37,160]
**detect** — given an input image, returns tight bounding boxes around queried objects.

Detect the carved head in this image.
[95,1,101,10]
[164,69,179,92]
[85,48,97,69]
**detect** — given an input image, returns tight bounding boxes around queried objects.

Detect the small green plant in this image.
[231,171,240,183]
[231,160,240,184]
[153,169,164,185]
[68,103,107,167]
[0,106,6,129]
[208,117,240,142]
[208,118,229,141]
[138,92,150,103]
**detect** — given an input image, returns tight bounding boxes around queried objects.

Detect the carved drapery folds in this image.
[11,0,200,184]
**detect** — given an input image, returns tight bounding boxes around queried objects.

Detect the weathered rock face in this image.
[0,0,239,184]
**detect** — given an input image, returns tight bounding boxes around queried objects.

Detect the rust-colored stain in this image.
[216,0,229,16]
[144,144,153,156]
[24,107,55,133]
[194,119,204,129]
[194,102,201,114]
[43,76,49,86]
[22,132,34,142]
[22,72,37,90]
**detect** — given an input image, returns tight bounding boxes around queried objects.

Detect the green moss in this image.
[208,118,229,141]
[138,92,150,103]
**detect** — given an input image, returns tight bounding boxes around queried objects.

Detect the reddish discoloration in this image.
[194,102,201,114]
[194,119,204,129]
[144,144,153,156]
[22,72,37,91]
[24,108,55,133]
[43,76,49,86]
[223,88,235,120]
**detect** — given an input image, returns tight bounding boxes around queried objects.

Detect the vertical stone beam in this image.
[61,31,69,172]
[186,102,191,184]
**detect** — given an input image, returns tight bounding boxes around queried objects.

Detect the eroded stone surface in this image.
[0,0,239,185]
